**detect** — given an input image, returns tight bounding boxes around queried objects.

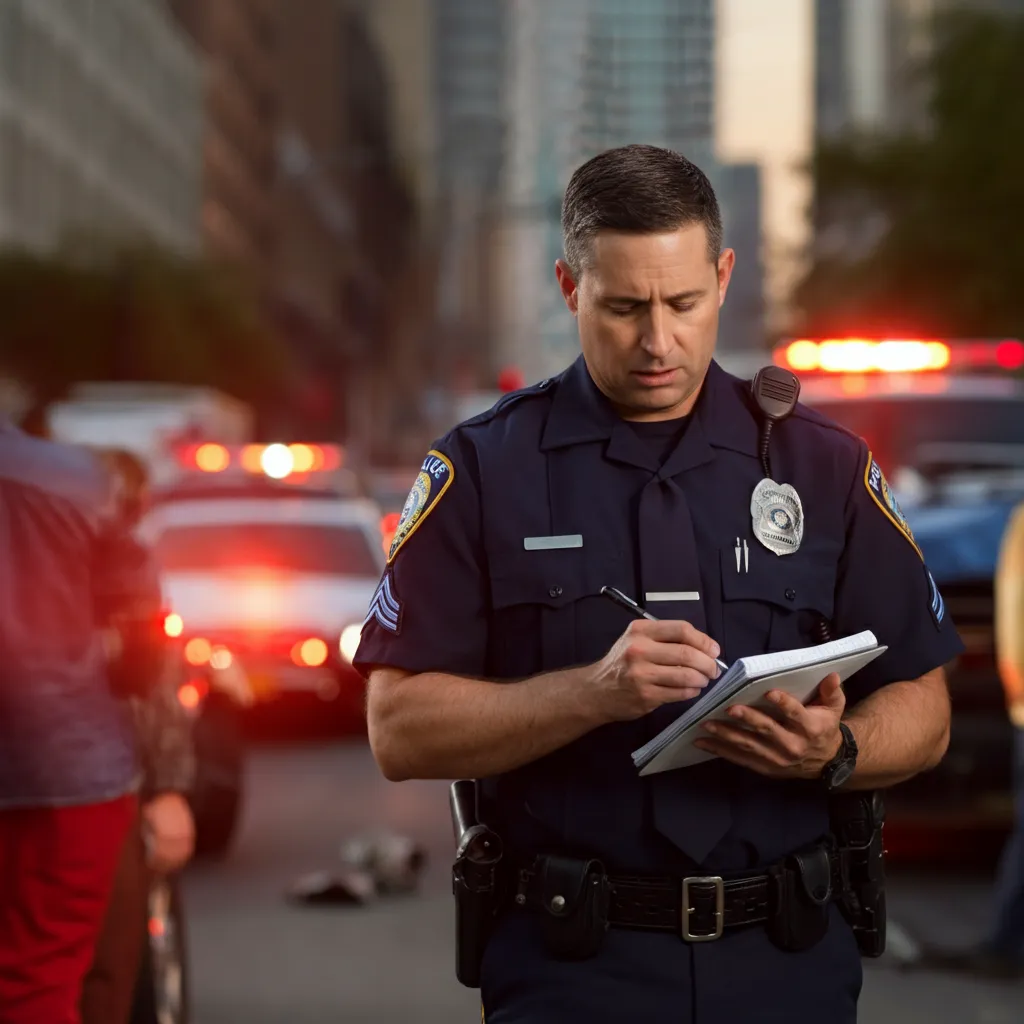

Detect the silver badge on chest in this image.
[750,478,804,556]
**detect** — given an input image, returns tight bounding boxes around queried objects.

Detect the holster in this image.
[766,843,833,952]
[830,790,887,958]
[450,782,504,988]
[531,855,611,961]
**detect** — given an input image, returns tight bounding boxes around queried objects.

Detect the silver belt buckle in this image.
[681,876,725,942]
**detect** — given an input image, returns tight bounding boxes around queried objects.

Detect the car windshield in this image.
[154,523,379,576]
[812,397,1024,475]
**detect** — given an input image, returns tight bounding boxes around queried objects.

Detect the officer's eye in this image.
[671,302,698,314]
[608,304,638,316]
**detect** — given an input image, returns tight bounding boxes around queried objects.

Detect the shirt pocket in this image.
[488,550,630,676]
[720,542,837,659]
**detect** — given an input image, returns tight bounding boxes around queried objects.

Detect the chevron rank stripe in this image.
[365,571,402,634]
[926,567,946,627]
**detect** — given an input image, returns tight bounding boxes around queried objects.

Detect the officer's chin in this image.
[623,382,688,415]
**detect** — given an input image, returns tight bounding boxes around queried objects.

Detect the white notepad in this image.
[632,631,886,776]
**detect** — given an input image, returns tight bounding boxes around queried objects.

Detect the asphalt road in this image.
[182,740,1024,1023]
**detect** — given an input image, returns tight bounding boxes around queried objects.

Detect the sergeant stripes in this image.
[365,572,402,634]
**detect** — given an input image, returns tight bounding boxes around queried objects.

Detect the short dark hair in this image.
[561,144,723,274]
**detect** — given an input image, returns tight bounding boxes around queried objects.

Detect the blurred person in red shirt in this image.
[0,421,164,1024]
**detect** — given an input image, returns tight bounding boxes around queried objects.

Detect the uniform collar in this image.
[540,354,762,472]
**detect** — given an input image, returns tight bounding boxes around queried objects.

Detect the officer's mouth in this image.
[631,368,679,387]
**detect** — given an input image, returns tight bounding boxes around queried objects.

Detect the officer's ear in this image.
[716,248,736,307]
[555,260,579,316]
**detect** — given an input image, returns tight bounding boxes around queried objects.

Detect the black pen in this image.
[600,586,729,673]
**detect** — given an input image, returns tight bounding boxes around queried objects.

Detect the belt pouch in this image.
[536,855,610,960]
[767,844,832,952]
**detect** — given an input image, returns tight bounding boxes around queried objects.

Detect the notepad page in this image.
[630,631,879,765]
[727,631,878,683]
[636,643,888,774]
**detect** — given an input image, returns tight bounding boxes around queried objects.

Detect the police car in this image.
[139,442,384,853]
[142,442,383,716]
[773,337,1024,861]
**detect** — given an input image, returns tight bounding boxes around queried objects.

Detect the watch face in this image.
[830,761,855,789]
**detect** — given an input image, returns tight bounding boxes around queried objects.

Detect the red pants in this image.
[80,815,150,1024]
[0,795,136,1024]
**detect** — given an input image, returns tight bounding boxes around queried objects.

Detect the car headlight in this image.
[339,623,362,663]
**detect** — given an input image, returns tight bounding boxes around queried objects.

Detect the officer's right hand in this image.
[589,620,722,722]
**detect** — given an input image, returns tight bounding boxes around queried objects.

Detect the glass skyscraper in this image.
[432,0,762,381]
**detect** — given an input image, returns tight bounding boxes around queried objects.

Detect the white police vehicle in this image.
[140,442,384,855]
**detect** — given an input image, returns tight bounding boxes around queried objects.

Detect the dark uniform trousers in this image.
[356,357,964,1024]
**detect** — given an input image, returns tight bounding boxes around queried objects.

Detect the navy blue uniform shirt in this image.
[355,356,963,1022]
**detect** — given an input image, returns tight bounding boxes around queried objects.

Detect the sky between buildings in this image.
[717,0,812,330]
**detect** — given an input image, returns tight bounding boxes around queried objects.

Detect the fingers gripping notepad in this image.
[631,632,886,775]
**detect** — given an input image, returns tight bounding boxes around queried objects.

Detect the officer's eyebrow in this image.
[602,289,707,306]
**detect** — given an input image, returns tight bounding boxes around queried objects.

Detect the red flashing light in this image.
[292,637,329,668]
[777,339,950,375]
[195,443,230,472]
[776,337,1024,375]
[177,678,209,709]
[184,638,212,666]
[180,443,344,480]
[497,366,525,393]
[996,340,1024,370]
[163,612,184,638]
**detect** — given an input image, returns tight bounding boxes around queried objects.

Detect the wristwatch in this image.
[820,722,858,792]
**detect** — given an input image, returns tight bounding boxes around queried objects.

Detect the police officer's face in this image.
[556,224,735,421]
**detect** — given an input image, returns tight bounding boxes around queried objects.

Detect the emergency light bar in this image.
[178,442,344,481]
[774,338,1024,375]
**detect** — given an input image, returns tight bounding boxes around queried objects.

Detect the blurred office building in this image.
[714,162,765,353]
[168,0,277,285]
[489,0,763,381]
[812,0,1024,260]
[816,0,1024,140]
[0,0,202,253]
[170,0,423,453]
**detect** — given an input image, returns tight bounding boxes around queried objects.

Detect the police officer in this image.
[354,144,962,1023]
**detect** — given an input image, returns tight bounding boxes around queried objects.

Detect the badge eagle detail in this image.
[750,478,804,556]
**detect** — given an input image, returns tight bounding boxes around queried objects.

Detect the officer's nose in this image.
[639,305,673,360]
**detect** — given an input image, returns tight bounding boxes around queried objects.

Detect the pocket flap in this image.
[490,549,620,610]
[720,543,835,619]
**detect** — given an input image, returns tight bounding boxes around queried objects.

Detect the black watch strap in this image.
[822,722,858,791]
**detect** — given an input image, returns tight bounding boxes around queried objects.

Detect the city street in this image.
[183,740,1024,1024]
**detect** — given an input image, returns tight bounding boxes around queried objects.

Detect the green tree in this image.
[796,8,1024,338]
[0,243,296,423]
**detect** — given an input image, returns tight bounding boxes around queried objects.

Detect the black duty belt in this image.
[512,864,775,942]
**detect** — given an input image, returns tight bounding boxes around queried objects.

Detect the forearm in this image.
[367,666,602,781]
[843,669,950,789]
[133,667,196,798]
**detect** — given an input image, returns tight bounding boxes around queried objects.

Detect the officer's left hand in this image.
[692,673,845,779]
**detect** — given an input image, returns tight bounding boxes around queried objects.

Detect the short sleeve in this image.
[833,444,964,703]
[352,435,490,679]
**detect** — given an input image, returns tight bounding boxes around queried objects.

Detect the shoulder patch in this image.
[387,449,454,564]
[864,452,923,559]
